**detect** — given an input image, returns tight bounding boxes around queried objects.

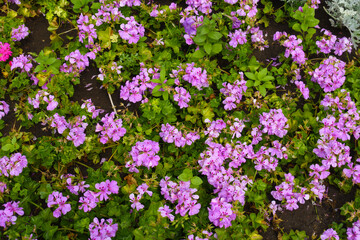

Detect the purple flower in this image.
[320,228,339,240]
[0,153,27,177]
[47,191,71,218]
[89,217,118,240]
[11,24,29,41]
[10,54,32,72]
[158,205,175,221]
[95,112,126,144]
[0,101,10,119]
[79,190,99,212]
[129,193,144,211]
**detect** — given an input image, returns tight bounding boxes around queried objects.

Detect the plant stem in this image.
[58,28,77,36]
[76,161,92,169]
[29,200,44,210]
[107,91,117,115]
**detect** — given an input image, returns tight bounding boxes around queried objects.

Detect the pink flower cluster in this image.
[77,14,98,45]
[259,109,289,138]
[208,197,236,228]
[126,140,161,172]
[47,191,71,218]
[187,230,216,240]
[347,220,360,240]
[186,0,212,15]
[66,116,88,147]
[81,99,104,119]
[129,183,153,211]
[320,228,339,240]
[28,90,58,111]
[273,32,306,65]
[159,177,201,217]
[89,217,118,240]
[0,182,6,193]
[0,201,23,228]
[118,16,145,44]
[160,123,200,147]
[228,29,247,48]
[180,12,204,45]
[271,173,309,211]
[198,139,253,227]
[309,56,346,92]
[79,180,119,212]
[0,101,10,120]
[229,118,246,139]
[204,119,227,139]
[220,73,247,110]
[120,63,159,103]
[173,86,191,108]
[47,113,67,134]
[66,177,89,195]
[316,28,352,56]
[11,24,29,41]
[0,153,27,177]
[253,140,288,172]
[10,54,33,72]
[294,80,310,100]
[60,50,95,75]
[182,63,209,90]
[343,159,360,184]
[0,42,12,62]
[95,112,126,144]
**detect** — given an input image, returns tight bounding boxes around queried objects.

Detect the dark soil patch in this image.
[21,15,51,54]
[260,185,356,239]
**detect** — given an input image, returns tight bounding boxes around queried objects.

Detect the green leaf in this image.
[212,43,222,54]
[160,66,166,81]
[254,80,260,87]
[292,23,301,32]
[259,85,267,97]
[245,72,256,80]
[166,79,175,86]
[2,143,14,151]
[208,31,222,41]
[301,22,308,32]
[262,82,275,89]
[246,80,254,87]
[204,42,212,55]
[152,85,162,93]
[193,35,206,44]
[191,176,203,186]
[262,75,274,81]
[178,168,193,182]
[162,91,169,101]
[193,50,205,59]
[257,68,268,79]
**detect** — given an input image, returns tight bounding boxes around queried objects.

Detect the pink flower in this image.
[158,205,175,221]
[0,42,12,62]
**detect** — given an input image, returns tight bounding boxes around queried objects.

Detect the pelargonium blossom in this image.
[259,109,289,138]
[95,112,126,144]
[0,42,12,62]
[0,201,23,228]
[310,56,346,92]
[89,217,118,240]
[10,54,33,72]
[126,140,161,172]
[47,191,71,218]
[0,101,10,120]
[11,24,29,41]
[0,153,27,177]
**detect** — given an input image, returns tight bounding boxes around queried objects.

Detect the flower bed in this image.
[0,0,360,239]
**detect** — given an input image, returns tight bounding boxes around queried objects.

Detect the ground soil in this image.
[0,3,358,240]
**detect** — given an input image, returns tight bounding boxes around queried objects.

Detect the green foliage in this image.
[193,17,224,58]
[245,67,275,97]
